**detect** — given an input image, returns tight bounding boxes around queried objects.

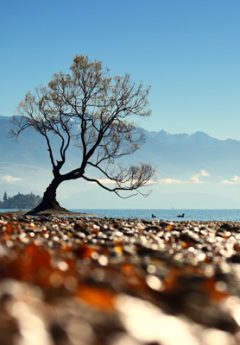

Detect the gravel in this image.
[1,214,240,344]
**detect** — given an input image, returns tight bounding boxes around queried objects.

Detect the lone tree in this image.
[12,55,155,213]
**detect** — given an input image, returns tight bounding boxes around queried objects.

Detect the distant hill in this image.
[2,115,240,180]
[2,114,240,181]
[0,192,42,209]
[131,128,240,179]
[1,115,240,208]
[0,115,50,167]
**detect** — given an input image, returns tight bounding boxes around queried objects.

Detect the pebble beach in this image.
[1,213,240,344]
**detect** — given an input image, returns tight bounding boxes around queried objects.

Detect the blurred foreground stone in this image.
[1,214,240,344]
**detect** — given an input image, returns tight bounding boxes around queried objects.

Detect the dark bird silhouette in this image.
[177,213,185,218]
[152,214,157,218]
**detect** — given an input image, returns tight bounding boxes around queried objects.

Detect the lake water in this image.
[70,209,240,221]
[1,208,240,221]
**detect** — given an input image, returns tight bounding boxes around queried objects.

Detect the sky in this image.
[2,0,240,209]
[1,0,240,140]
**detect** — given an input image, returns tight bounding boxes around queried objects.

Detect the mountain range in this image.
[142,129,240,177]
[1,115,240,209]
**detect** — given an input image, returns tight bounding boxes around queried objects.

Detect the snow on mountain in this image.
[1,115,240,181]
[1,115,240,208]
[138,128,240,179]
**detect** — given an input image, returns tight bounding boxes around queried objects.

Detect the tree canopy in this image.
[0,193,42,209]
[12,55,155,213]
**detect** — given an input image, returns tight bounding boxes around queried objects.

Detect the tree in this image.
[3,191,7,202]
[0,192,42,209]
[11,55,155,213]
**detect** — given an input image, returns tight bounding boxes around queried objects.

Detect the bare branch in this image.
[11,54,154,210]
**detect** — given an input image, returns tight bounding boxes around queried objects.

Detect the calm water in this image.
[70,209,240,221]
[1,208,240,221]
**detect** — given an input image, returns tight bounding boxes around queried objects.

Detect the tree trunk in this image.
[28,177,67,214]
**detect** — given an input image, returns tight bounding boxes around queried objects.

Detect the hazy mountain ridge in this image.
[137,128,240,178]
[1,115,240,209]
[1,115,240,179]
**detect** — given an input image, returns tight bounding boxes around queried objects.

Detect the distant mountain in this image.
[0,115,50,167]
[1,115,240,208]
[2,115,240,180]
[133,128,240,179]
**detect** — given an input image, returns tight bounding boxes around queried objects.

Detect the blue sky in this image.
[1,0,240,140]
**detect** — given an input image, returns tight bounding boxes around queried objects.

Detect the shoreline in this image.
[0,209,240,224]
[0,209,99,218]
[1,208,240,222]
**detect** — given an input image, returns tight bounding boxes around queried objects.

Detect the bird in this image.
[152,214,157,218]
[177,213,185,218]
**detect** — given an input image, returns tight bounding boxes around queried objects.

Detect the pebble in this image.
[0,215,240,344]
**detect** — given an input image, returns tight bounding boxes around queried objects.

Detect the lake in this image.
[1,208,240,221]
[70,209,240,221]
